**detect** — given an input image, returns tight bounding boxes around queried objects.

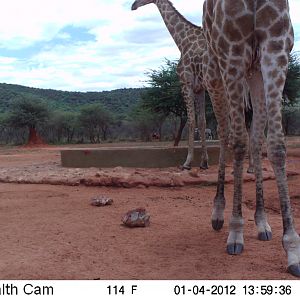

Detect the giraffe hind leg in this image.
[260,47,300,276]
[246,69,272,241]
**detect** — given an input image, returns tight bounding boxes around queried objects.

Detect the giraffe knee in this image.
[233,142,247,161]
[267,144,286,167]
[187,118,195,127]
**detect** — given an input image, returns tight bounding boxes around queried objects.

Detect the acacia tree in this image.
[6,97,50,145]
[283,52,300,105]
[281,52,300,134]
[142,53,300,141]
[142,60,187,146]
[128,104,165,141]
[47,111,79,143]
[78,104,114,143]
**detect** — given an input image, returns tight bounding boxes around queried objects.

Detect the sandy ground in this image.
[0,140,300,280]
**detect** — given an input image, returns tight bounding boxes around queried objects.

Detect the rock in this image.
[172,178,185,187]
[113,166,124,172]
[189,168,200,178]
[95,171,105,177]
[136,184,147,189]
[91,196,113,207]
[122,208,150,227]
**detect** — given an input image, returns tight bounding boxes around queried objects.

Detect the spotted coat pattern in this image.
[131,0,231,250]
[132,0,219,169]
[202,0,300,277]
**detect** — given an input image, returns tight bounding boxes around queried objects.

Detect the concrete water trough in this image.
[61,141,231,168]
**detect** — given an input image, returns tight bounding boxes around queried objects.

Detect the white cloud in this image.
[290,0,300,24]
[0,0,130,48]
[0,0,299,92]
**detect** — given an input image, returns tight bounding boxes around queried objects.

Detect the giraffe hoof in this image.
[200,162,209,170]
[180,165,191,170]
[227,243,244,255]
[288,264,300,277]
[258,231,272,241]
[212,219,224,231]
[247,167,255,174]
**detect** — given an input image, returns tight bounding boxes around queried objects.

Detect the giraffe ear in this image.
[131,1,138,10]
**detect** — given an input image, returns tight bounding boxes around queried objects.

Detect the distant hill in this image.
[0,83,148,116]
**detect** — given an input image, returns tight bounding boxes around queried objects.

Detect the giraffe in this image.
[131,0,210,169]
[202,0,300,277]
[131,0,231,236]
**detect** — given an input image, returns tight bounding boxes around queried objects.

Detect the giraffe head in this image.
[131,0,157,10]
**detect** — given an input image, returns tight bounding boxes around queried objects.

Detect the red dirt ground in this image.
[0,140,300,280]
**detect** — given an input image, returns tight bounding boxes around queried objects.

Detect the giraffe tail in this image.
[242,78,251,112]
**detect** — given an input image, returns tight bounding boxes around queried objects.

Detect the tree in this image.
[0,113,7,143]
[283,52,300,106]
[0,113,6,129]
[78,104,114,143]
[6,97,50,145]
[128,104,164,141]
[47,111,79,143]
[142,60,187,146]
[280,52,300,134]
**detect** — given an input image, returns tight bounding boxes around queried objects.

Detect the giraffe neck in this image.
[155,0,196,53]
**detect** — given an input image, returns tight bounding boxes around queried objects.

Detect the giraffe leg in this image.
[195,91,209,169]
[226,137,246,255]
[260,50,300,277]
[181,84,196,170]
[225,82,248,255]
[208,90,229,231]
[247,69,272,241]
[211,135,227,230]
[202,50,229,231]
[247,124,255,174]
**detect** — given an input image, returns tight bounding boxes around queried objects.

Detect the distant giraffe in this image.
[131,0,231,231]
[131,0,210,169]
[202,0,300,277]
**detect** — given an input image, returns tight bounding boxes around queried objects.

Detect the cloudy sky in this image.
[0,0,299,92]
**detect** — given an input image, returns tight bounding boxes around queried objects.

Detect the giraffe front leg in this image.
[224,80,247,255]
[227,215,244,254]
[270,144,300,276]
[181,84,195,170]
[267,141,300,276]
[195,91,209,169]
[283,230,300,277]
[252,136,272,241]
[204,52,229,231]
[211,137,226,231]
[247,69,272,241]
[226,141,247,255]
[255,211,272,241]
[260,48,300,276]
[208,91,229,231]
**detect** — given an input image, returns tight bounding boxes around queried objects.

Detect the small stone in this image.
[122,208,150,227]
[91,196,113,207]
[136,184,147,189]
[95,171,104,177]
[113,166,123,172]
[189,169,200,178]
